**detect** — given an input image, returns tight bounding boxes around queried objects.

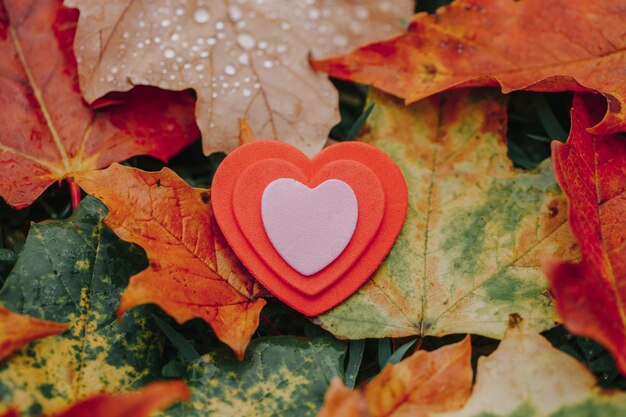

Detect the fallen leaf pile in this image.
[1,0,626,415]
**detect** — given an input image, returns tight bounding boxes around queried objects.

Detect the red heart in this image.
[212,141,407,316]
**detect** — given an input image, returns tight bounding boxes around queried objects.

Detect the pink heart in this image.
[261,178,358,276]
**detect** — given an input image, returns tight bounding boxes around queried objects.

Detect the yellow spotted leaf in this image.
[0,197,164,416]
[159,335,345,417]
[317,89,578,339]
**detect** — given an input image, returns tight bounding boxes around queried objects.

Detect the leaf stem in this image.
[68,180,82,211]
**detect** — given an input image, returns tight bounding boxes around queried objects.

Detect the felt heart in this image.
[261,178,358,276]
[232,158,385,298]
[212,141,407,316]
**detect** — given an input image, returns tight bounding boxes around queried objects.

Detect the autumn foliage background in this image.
[1,0,625,416]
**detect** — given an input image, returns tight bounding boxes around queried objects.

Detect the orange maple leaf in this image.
[0,0,199,209]
[317,336,472,417]
[52,381,189,417]
[313,0,626,135]
[544,93,626,373]
[72,164,267,359]
[0,306,68,361]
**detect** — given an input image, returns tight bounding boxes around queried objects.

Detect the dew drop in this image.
[355,6,369,20]
[350,22,362,34]
[276,44,288,54]
[110,66,119,74]
[224,64,237,75]
[379,2,392,12]
[175,7,184,16]
[164,48,175,59]
[161,18,171,27]
[307,7,321,20]
[332,34,348,47]
[263,60,273,68]
[237,33,256,50]
[194,8,210,24]
[195,64,205,71]
[228,5,243,21]
[242,88,252,97]
[215,21,225,30]
[238,53,250,65]
[280,22,291,30]
[171,33,180,41]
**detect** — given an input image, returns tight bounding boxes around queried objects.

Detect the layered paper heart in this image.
[212,141,407,316]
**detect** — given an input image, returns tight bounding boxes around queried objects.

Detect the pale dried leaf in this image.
[438,320,626,417]
[66,0,413,156]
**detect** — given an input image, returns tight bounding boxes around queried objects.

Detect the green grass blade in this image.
[153,315,201,363]
[387,339,418,365]
[345,340,366,388]
[346,102,376,140]
[377,338,392,370]
[533,94,568,141]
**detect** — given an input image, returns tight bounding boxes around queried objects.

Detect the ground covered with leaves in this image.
[1,0,625,416]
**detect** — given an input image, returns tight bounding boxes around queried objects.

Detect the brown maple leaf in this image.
[72,164,267,359]
[65,0,413,156]
[0,306,68,361]
[0,0,199,209]
[313,0,626,135]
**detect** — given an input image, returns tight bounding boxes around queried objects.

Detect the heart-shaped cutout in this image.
[232,158,385,298]
[212,141,407,316]
[261,178,358,276]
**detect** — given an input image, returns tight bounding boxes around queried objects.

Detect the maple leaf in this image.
[438,318,626,417]
[544,93,626,374]
[0,0,199,209]
[316,88,578,340]
[3,381,189,417]
[0,307,67,361]
[72,164,267,360]
[313,0,626,136]
[317,336,472,417]
[65,0,413,156]
[51,381,189,417]
[161,335,345,417]
[0,197,164,415]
